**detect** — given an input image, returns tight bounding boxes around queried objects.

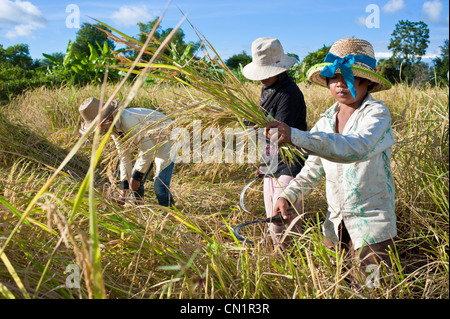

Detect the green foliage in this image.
[0,26,123,101]
[377,57,402,84]
[135,18,201,61]
[0,43,38,70]
[432,39,449,85]
[388,20,430,64]
[290,45,330,83]
[41,52,65,67]
[386,20,430,83]
[0,43,53,100]
[223,51,252,83]
[0,65,52,100]
[287,53,300,63]
[43,40,120,85]
[72,23,115,58]
[378,57,431,85]
[225,51,252,70]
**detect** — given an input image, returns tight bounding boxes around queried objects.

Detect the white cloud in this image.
[375,52,393,59]
[375,51,438,61]
[111,5,154,27]
[355,16,366,27]
[5,23,36,39]
[0,0,47,39]
[422,0,444,23]
[418,54,439,59]
[382,0,405,14]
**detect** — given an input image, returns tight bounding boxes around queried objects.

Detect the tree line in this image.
[225,20,448,86]
[0,19,201,100]
[1,19,448,101]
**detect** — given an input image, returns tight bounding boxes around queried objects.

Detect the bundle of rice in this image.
[96,17,303,164]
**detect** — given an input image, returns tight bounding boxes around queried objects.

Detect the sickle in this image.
[239,175,262,214]
[232,215,283,244]
[234,174,281,244]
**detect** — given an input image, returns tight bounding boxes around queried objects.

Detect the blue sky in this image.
[1,0,449,64]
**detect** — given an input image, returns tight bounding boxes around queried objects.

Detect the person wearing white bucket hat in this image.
[242,37,298,82]
[243,37,308,250]
[79,97,177,207]
[267,38,396,272]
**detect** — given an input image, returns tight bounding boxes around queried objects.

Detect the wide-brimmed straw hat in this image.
[307,38,392,95]
[243,37,297,81]
[79,97,119,135]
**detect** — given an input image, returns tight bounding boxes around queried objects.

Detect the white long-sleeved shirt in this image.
[111,108,176,182]
[279,94,396,249]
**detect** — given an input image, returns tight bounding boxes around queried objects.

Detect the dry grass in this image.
[0,80,448,299]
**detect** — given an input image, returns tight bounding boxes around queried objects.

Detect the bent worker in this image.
[79,97,177,207]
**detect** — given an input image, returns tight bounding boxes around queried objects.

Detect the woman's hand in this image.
[265,121,292,145]
[272,197,296,226]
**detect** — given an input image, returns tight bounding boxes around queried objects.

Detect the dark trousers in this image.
[323,221,395,288]
[135,162,175,207]
[323,221,395,267]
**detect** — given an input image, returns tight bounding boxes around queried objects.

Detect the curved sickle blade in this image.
[239,176,261,214]
[232,215,283,245]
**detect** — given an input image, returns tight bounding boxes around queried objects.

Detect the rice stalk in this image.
[1,17,448,299]
[99,18,305,165]
[0,4,187,298]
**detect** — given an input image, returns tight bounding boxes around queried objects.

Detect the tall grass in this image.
[379,84,449,283]
[0,79,447,299]
[0,8,189,299]
[98,18,304,165]
[0,14,448,299]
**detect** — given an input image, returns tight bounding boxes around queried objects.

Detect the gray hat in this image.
[79,97,119,135]
[242,38,297,81]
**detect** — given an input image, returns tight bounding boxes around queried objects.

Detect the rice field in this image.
[0,79,448,300]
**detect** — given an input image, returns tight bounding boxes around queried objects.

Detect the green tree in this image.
[291,45,330,82]
[225,51,252,70]
[377,57,402,84]
[43,40,119,85]
[0,43,34,70]
[136,18,200,60]
[72,23,115,57]
[432,39,449,85]
[0,44,6,63]
[1,43,53,100]
[388,20,430,64]
[41,52,65,67]
[387,20,430,84]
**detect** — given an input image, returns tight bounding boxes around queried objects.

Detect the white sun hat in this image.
[242,37,297,81]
